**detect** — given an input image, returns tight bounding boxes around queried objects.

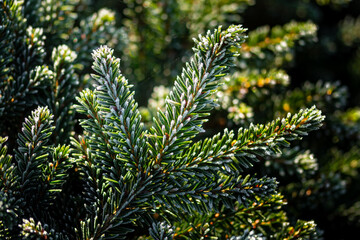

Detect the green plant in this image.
[4,0,360,238]
[141,7,360,236]
[0,0,125,148]
[0,24,325,239]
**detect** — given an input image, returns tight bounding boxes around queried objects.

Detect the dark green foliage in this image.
[236,2,360,238]
[15,106,54,206]
[0,107,80,239]
[2,22,326,238]
[2,0,358,239]
[0,0,46,138]
[0,0,125,148]
[138,1,360,237]
[0,136,18,237]
[47,45,78,144]
[69,26,323,239]
[149,25,246,167]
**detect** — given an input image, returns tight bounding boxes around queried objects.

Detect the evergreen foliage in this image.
[0,0,125,147]
[1,0,360,239]
[138,1,360,238]
[0,20,326,238]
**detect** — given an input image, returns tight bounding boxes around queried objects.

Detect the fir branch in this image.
[176,106,324,174]
[74,88,135,239]
[75,89,113,159]
[74,89,115,210]
[149,25,246,167]
[14,106,54,209]
[0,137,19,236]
[74,25,325,239]
[170,193,318,239]
[91,46,148,173]
[20,217,50,239]
[78,173,151,239]
[150,106,324,215]
[45,144,73,193]
[48,45,79,144]
[0,26,45,118]
[75,82,152,238]
[13,26,45,99]
[0,137,15,192]
[154,174,277,215]
[0,0,15,85]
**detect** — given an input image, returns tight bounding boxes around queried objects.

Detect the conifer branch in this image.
[74,91,115,223]
[154,174,278,215]
[50,45,78,144]
[75,77,151,238]
[0,137,15,192]
[0,0,349,237]
[91,46,148,173]
[0,136,19,236]
[0,26,45,118]
[75,90,114,167]
[14,106,54,206]
[176,106,324,174]
[149,25,246,167]
[45,144,72,193]
[170,193,317,239]
[74,25,325,238]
